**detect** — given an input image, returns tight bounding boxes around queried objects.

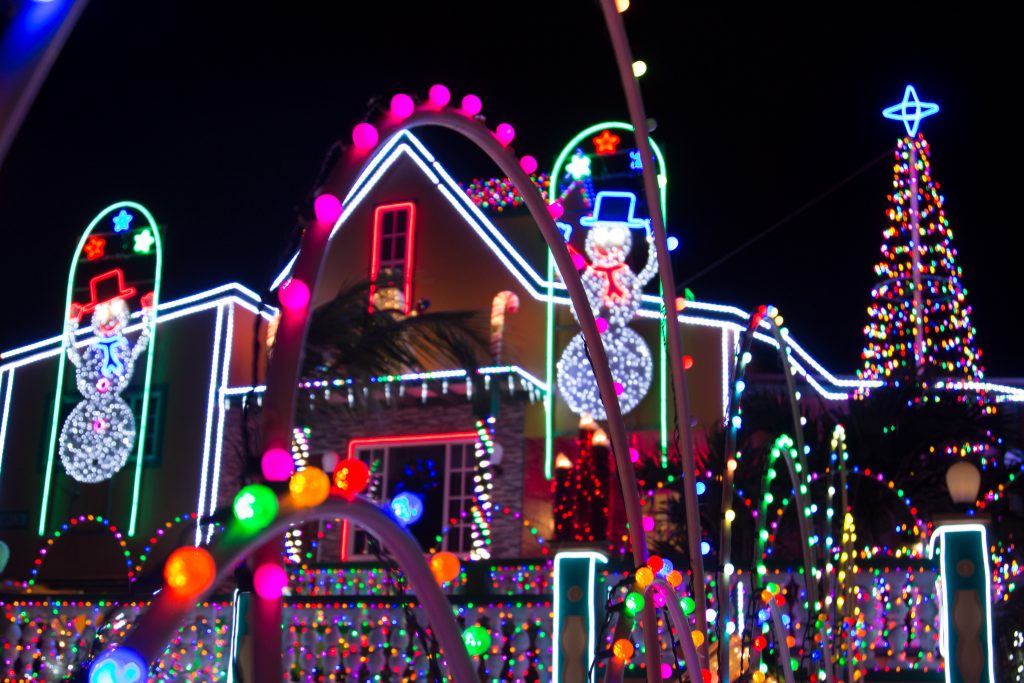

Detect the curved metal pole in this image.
[122,497,478,682]
[768,600,797,683]
[645,580,703,680]
[257,106,661,682]
[595,1,708,663]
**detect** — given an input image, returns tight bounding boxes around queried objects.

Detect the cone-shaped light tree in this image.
[859,85,985,401]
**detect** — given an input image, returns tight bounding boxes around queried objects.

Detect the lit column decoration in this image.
[284,427,311,564]
[470,418,496,560]
[930,462,996,683]
[553,550,607,683]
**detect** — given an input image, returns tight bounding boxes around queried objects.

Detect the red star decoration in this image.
[83,235,106,261]
[592,130,621,155]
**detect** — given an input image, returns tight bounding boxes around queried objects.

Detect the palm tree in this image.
[302,280,486,390]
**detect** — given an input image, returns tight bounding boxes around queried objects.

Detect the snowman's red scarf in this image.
[591,263,630,305]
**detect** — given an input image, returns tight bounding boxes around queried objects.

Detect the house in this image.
[3,127,1020,680]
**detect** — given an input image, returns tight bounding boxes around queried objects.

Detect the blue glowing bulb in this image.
[700,541,711,556]
[657,558,673,577]
[666,236,679,251]
[390,492,424,526]
[695,481,707,496]
[89,647,147,683]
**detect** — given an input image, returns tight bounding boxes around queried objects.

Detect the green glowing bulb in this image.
[680,596,695,615]
[624,592,646,616]
[233,484,278,531]
[462,625,491,656]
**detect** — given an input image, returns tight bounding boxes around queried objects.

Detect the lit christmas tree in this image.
[859,85,984,399]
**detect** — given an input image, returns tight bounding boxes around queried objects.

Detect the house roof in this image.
[267,131,1024,404]
[4,136,1020,404]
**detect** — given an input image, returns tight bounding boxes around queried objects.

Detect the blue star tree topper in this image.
[882,85,939,136]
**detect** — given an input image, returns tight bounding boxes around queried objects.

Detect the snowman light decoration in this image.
[557,191,656,419]
[59,269,155,483]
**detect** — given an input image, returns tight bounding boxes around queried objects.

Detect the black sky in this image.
[1,3,1020,377]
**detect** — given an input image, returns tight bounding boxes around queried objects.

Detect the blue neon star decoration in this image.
[882,85,939,137]
[112,209,134,233]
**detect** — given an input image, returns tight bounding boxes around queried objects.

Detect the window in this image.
[370,202,416,314]
[349,438,476,557]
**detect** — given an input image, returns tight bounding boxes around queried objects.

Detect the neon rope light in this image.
[208,304,234,543]
[0,369,12,482]
[346,431,478,460]
[195,304,225,546]
[38,201,163,538]
[369,202,417,314]
[0,285,274,367]
[552,550,607,683]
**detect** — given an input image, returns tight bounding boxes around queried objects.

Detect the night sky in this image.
[1,3,1020,377]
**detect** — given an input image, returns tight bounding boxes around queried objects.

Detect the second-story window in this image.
[370,202,416,314]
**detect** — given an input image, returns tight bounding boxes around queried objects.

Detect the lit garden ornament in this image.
[59,269,154,483]
[557,191,654,419]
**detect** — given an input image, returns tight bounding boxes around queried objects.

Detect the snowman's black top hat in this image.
[80,268,137,314]
[580,191,648,230]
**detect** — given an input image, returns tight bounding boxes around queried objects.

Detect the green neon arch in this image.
[544,121,670,478]
[39,201,163,537]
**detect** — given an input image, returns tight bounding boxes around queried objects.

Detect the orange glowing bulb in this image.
[164,547,216,598]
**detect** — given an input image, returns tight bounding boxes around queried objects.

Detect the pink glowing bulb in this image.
[352,122,379,150]
[261,448,295,481]
[314,193,342,225]
[642,515,655,532]
[253,563,289,599]
[494,123,515,147]
[613,381,624,396]
[547,201,564,220]
[571,252,586,270]
[629,447,640,463]
[595,317,609,334]
[428,84,451,107]
[279,278,310,311]
[390,93,415,119]
[661,663,674,679]
[461,94,482,116]
[652,590,667,608]
[520,155,538,174]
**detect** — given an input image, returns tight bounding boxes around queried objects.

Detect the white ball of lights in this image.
[558,328,652,420]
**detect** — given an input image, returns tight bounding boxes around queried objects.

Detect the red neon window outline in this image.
[369,202,416,315]
[340,431,477,560]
